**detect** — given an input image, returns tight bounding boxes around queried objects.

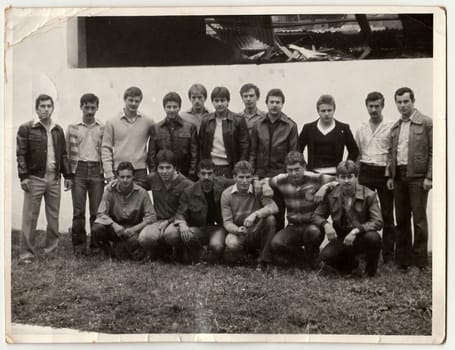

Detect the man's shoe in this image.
[256,261,269,272]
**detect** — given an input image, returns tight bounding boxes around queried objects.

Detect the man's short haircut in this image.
[394,87,415,102]
[233,160,254,176]
[117,161,135,173]
[198,159,215,172]
[163,92,182,107]
[35,94,54,109]
[317,94,336,110]
[336,160,359,177]
[123,86,143,100]
[188,84,207,99]
[265,89,285,104]
[365,91,385,106]
[240,83,260,98]
[80,93,99,107]
[211,87,230,102]
[285,151,307,167]
[156,149,176,167]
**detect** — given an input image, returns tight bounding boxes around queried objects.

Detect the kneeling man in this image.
[221,161,278,270]
[312,160,383,277]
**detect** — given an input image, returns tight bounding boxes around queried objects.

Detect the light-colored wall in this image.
[7,20,433,246]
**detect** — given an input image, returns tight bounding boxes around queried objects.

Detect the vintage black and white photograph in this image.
[3,6,446,344]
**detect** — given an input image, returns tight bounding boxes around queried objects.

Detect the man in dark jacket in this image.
[148,92,198,180]
[249,89,298,231]
[312,160,383,277]
[298,94,359,175]
[386,87,432,271]
[175,159,234,263]
[199,87,249,178]
[16,94,72,263]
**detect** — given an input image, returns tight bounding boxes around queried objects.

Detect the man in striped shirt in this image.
[67,93,104,254]
[269,151,335,269]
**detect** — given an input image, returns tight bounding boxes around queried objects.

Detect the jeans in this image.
[359,163,395,261]
[20,173,61,259]
[393,167,429,268]
[71,162,104,252]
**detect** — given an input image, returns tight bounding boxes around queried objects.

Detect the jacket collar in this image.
[207,110,235,121]
[262,112,292,125]
[32,118,56,130]
[158,115,184,127]
[332,184,365,200]
[391,109,423,129]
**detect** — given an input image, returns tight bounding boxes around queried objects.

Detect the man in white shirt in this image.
[355,91,395,264]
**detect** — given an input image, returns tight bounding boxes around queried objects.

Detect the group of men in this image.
[16,83,432,276]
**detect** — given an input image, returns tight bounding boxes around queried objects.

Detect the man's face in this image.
[157,162,175,182]
[266,96,283,116]
[36,99,54,122]
[395,92,415,118]
[190,93,206,110]
[366,100,384,121]
[337,172,358,194]
[318,104,335,124]
[124,95,142,113]
[286,163,305,184]
[164,101,181,119]
[212,97,229,114]
[234,171,253,193]
[81,102,98,120]
[118,169,134,192]
[242,89,258,109]
[198,168,215,191]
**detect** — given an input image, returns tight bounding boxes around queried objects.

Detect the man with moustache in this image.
[355,91,395,264]
[67,93,105,255]
[298,94,358,175]
[249,88,298,231]
[199,86,249,178]
[16,94,72,263]
[91,161,156,260]
[386,87,432,271]
[148,92,198,180]
[238,83,266,134]
[102,86,154,188]
[180,83,210,132]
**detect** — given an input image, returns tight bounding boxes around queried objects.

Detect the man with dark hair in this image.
[249,88,298,231]
[386,87,432,271]
[221,161,278,271]
[138,150,193,260]
[180,83,210,131]
[175,159,234,263]
[67,93,105,254]
[238,83,265,133]
[298,94,359,175]
[199,86,249,178]
[312,160,383,277]
[148,91,198,180]
[355,91,395,264]
[269,151,335,269]
[16,94,72,263]
[102,86,154,188]
[92,161,156,259]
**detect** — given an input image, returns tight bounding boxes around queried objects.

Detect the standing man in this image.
[102,86,154,188]
[138,150,193,261]
[386,87,432,271]
[67,93,105,255]
[175,159,233,263]
[221,161,278,271]
[312,161,383,277]
[180,83,210,132]
[148,92,198,180]
[238,83,266,134]
[355,91,395,264]
[249,88,298,231]
[199,86,249,178]
[16,94,72,262]
[298,94,359,175]
[92,162,156,260]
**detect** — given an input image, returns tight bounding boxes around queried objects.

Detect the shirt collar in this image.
[77,119,101,127]
[120,111,142,120]
[401,109,416,123]
[186,107,208,115]
[317,119,336,133]
[231,183,253,194]
[33,118,56,130]
[114,182,140,194]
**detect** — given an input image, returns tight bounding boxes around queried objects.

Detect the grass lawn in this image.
[10,230,432,335]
